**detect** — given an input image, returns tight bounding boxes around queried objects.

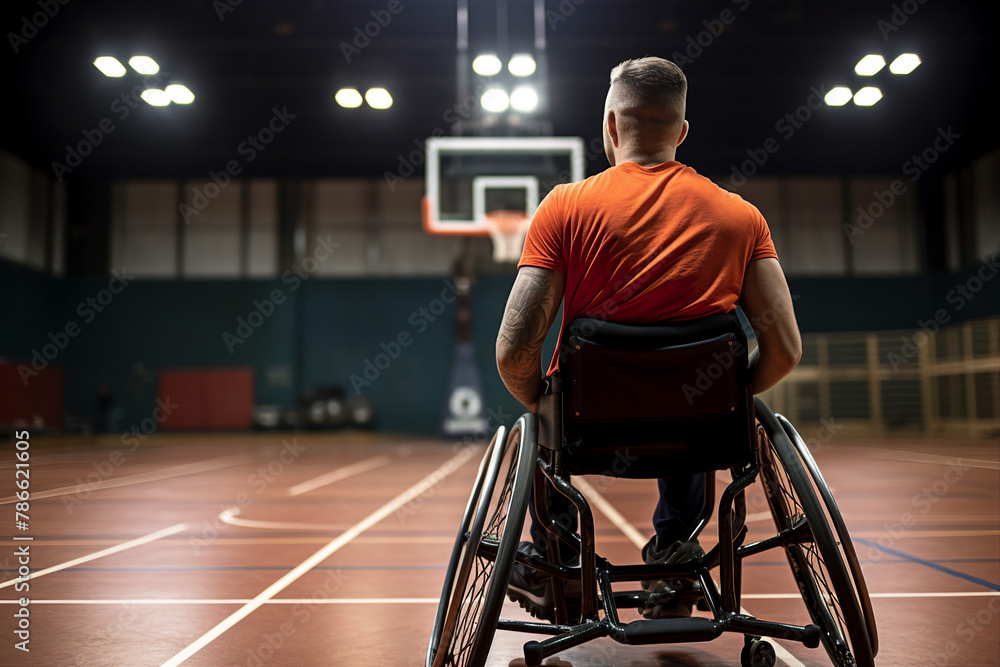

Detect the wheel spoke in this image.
[430,419,536,667]
[756,420,871,667]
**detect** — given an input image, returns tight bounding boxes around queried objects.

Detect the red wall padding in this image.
[0,360,64,429]
[158,368,254,430]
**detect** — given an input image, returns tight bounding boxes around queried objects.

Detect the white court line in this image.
[0,523,188,589]
[573,477,809,667]
[0,598,442,605]
[0,453,259,504]
[573,478,648,548]
[287,454,392,496]
[160,445,478,667]
[4,592,997,605]
[841,448,1000,470]
[217,507,348,532]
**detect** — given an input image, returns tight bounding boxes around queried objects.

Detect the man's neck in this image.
[617,150,678,168]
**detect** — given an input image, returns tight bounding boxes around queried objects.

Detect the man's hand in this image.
[740,258,802,394]
[496,266,566,412]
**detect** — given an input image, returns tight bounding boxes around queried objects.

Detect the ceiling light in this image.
[854,54,885,76]
[508,54,536,77]
[365,88,392,109]
[889,53,921,74]
[481,88,509,113]
[93,56,126,77]
[140,89,170,106]
[165,84,194,104]
[853,87,883,106]
[129,56,160,75]
[510,86,538,112]
[472,53,502,77]
[335,88,363,108]
[824,87,853,106]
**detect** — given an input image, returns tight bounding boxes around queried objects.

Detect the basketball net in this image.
[484,210,531,264]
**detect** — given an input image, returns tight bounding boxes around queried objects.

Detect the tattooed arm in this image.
[496,266,566,413]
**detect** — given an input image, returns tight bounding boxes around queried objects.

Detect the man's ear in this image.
[607,110,619,147]
[676,119,690,148]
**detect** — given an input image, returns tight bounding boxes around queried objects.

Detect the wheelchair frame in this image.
[428,319,878,667]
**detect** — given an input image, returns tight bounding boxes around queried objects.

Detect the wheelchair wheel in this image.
[776,414,879,657]
[426,426,504,667]
[755,405,874,667]
[428,416,537,667]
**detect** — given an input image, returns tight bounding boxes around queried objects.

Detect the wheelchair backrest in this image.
[554,311,756,478]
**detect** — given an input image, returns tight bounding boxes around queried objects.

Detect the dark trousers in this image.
[529,471,707,559]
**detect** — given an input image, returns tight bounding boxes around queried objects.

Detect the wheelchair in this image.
[428,312,878,667]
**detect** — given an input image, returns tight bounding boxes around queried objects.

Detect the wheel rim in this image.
[776,414,879,656]
[758,423,867,667]
[427,430,499,667]
[434,422,525,667]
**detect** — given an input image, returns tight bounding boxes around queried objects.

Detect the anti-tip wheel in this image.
[741,638,776,667]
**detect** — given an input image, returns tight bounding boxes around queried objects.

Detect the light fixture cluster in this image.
[336,87,392,110]
[825,53,920,107]
[93,55,194,106]
[473,52,538,114]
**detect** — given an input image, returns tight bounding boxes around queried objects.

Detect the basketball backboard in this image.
[422,136,586,237]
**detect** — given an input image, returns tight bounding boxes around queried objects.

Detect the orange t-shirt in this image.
[518,160,777,374]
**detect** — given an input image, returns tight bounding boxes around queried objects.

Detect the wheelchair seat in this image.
[428,312,879,667]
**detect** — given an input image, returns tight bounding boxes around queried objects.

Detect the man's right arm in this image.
[739,257,802,394]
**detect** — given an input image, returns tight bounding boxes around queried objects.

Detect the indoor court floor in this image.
[1,430,998,667]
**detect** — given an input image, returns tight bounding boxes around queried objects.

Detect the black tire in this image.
[426,426,503,667]
[776,413,879,657]
[428,416,537,667]
[755,401,874,667]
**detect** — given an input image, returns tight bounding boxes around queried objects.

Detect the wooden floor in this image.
[1,430,997,666]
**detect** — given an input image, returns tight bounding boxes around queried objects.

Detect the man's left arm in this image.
[496,266,566,413]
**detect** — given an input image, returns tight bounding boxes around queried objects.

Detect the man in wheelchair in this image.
[496,56,801,622]
[427,56,877,667]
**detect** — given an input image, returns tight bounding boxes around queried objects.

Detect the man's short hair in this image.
[609,57,687,112]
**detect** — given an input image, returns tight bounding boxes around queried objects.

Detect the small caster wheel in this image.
[741,637,776,667]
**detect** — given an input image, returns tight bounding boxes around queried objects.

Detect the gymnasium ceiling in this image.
[1,0,996,182]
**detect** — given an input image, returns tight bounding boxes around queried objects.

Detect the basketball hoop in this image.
[485,210,531,264]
